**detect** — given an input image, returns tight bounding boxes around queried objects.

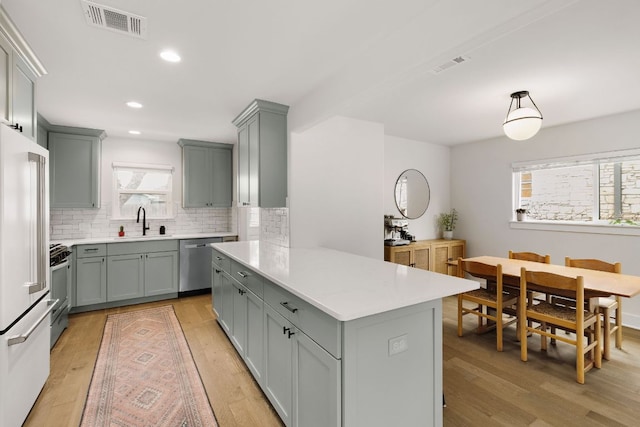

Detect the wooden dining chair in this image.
[565,257,622,360]
[508,251,551,264]
[509,250,551,333]
[519,267,602,384]
[457,259,518,351]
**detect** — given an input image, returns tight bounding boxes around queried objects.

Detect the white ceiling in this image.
[4,0,640,146]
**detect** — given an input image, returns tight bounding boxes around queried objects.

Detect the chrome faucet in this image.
[136,206,150,236]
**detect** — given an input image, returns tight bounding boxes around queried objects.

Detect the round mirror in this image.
[394,169,430,219]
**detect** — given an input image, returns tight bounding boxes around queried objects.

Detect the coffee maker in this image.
[384,216,412,246]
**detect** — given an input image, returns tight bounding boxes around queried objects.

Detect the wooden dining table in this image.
[463,256,640,299]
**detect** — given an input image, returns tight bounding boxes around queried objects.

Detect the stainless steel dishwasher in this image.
[179,237,223,295]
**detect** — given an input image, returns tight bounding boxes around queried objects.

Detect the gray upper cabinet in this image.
[49,127,105,208]
[178,139,232,208]
[11,54,36,140]
[0,10,46,142]
[232,99,289,208]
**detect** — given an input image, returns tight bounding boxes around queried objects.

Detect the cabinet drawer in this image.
[264,280,341,358]
[211,248,231,273]
[230,260,263,298]
[76,244,106,258]
[108,239,177,256]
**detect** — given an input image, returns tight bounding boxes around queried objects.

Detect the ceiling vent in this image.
[430,55,470,74]
[81,1,147,39]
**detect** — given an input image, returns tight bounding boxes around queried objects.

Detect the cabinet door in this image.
[248,115,259,206]
[76,257,106,306]
[245,289,264,386]
[49,132,100,208]
[212,264,223,317]
[183,145,212,207]
[11,54,36,141]
[391,247,412,266]
[414,246,430,270]
[107,254,144,302]
[231,281,247,356]
[210,147,232,207]
[144,251,178,296]
[219,272,234,335]
[432,243,450,275]
[263,303,293,426]
[294,330,341,427]
[0,33,10,124]
[238,123,250,206]
[447,241,466,277]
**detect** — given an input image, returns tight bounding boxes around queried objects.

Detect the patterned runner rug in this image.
[80,305,218,426]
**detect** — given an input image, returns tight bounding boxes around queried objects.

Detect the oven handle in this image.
[7,299,59,346]
[50,260,69,272]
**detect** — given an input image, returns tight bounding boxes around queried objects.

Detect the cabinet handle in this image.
[85,248,98,252]
[238,288,246,296]
[215,256,225,261]
[215,269,221,274]
[280,302,298,313]
[237,271,249,278]
[287,330,295,339]
[102,258,105,263]
[283,326,290,335]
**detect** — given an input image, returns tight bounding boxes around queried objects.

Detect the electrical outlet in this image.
[388,334,408,356]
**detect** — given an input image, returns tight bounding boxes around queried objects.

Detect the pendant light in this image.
[503,90,543,141]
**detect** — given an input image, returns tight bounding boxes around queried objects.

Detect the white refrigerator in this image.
[0,124,52,427]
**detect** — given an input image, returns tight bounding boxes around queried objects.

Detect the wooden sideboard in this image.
[384,239,466,277]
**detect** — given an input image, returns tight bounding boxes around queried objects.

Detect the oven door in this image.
[50,260,69,318]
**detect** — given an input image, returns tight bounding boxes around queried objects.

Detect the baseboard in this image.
[623,312,640,331]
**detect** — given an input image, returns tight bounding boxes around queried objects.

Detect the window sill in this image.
[509,220,640,236]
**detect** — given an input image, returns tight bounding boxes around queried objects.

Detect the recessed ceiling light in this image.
[129,130,141,135]
[126,101,143,108]
[160,50,181,63]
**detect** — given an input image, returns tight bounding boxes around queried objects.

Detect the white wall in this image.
[289,116,384,259]
[384,135,450,240]
[451,109,640,328]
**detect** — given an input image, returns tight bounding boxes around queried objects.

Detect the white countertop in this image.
[211,241,479,321]
[53,232,237,247]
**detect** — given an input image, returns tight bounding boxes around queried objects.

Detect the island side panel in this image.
[342,299,442,427]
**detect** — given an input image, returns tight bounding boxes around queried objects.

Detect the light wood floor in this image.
[24,294,640,426]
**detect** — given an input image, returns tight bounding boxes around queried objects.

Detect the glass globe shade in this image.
[503,107,542,140]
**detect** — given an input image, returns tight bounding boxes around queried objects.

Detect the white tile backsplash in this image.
[260,208,289,247]
[50,201,234,241]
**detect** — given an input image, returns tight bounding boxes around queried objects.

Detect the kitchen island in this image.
[211,241,478,427]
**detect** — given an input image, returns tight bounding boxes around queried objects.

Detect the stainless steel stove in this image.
[50,244,71,348]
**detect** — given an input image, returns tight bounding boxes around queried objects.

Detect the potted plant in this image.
[437,208,458,240]
[515,208,527,221]
[118,225,125,237]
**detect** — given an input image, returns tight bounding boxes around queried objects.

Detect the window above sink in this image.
[112,162,175,220]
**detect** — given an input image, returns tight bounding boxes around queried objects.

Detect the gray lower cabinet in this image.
[49,131,102,208]
[107,241,178,301]
[263,304,293,426]
[263,302,340,427]
[293,324,341,427]
[219,271,234,336]
[75,244,108,307]
[212,263,224,318]
[74,241,178,309]
[213,253,339,427]
[145,251,179,296]
[76,256,107,306]
[106,253,144,301]
[178,139,232,208]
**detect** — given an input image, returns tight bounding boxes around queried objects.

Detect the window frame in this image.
[511,148,640,236]
[111,162,175,220]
